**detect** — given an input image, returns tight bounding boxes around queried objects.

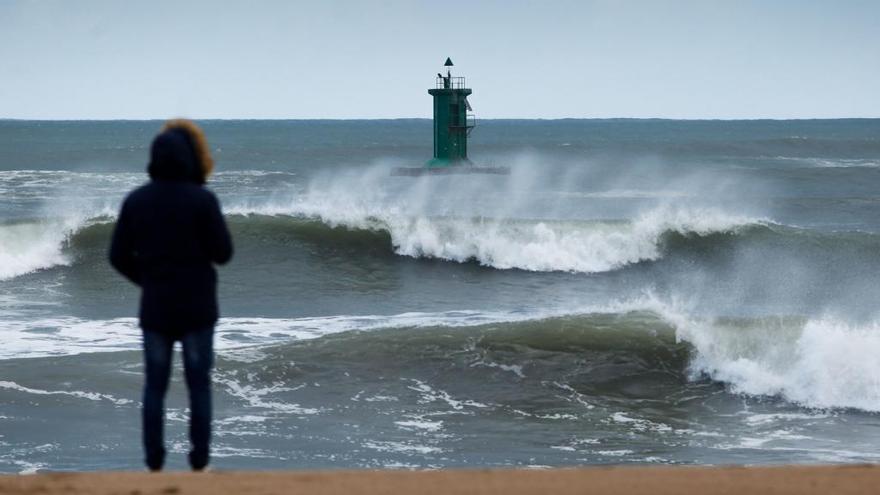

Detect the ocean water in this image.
[1,118,880,472]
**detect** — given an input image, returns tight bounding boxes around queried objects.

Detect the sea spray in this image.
[0,162,769,279]
[0,201,777,281]
[0,170,130,280]
[228,202,765,273]
[0,221,73,280]
[225,162,767,273]
[678,314,880,411]
[623,293,880,411]
[0,205,118,281]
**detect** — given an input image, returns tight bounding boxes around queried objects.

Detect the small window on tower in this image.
[450,104,460,126]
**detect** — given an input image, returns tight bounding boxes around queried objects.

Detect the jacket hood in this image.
[147,119,213,184]
[147,129,200,183]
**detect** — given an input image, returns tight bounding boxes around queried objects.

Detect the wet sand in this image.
[1,465,878,495]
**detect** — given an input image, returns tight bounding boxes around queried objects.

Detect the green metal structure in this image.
[427,58,475,167]
[390,57,508,176]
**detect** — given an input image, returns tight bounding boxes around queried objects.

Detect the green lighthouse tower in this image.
[427,58,475,167]
[391,58,508,176]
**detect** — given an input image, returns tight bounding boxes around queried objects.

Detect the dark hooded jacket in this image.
[109,129,233,332]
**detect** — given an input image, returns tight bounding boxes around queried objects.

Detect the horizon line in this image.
[2,117,879,123]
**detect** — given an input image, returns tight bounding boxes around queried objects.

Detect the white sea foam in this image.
[406,378,489,411]
[742,412,830,426]
[6,459,49,475]
[0,163,765,282]
[0,309,562,360]
[213,376,320,416]
[0,381,132,406]
[0,316,141,359]
[679,315,880,411]
[0,169,289,282]
[552,381,595,409]
[631,296,880,412]
[0,221,72,280]
[595,449,634,457]
[6,290,880,413]
[363,440,443,455]
[0,170,122,280]
[1,201,756,280]
[0,170,142,199]
[394,418,444,432]
[216,160,768,273]
[228,197,763,274]
[0,213,116,281]
[608,412,672,432]
[616,301,880,413]
[771,157,880,169]
[470,359,525,378]
[0,178,117,280]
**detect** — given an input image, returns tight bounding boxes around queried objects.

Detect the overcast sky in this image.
[1,0,878,119]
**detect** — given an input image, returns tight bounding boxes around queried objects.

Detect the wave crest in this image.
[7,296,880,412]
[679,313,880,411]
[233,200,766,273]
[0,203,770,281]
[0,213,113,281]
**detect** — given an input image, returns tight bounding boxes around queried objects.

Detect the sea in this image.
[1,118,880,473]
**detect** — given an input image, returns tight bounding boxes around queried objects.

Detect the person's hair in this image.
[161,119,214,182]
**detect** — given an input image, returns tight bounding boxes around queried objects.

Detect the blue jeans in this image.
[142,326,214,471]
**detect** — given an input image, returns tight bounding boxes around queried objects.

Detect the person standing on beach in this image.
[109,119,233,472]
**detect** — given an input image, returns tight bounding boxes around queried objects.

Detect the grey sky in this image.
[1,0,878,119]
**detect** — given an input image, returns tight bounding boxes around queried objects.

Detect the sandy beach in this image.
[1,465,878,495]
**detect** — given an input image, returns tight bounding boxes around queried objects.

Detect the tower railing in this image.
[435,76,467,89]
[466,113,476,135]
[449,114,477,135]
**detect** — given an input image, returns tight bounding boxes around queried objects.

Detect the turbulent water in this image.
[2,119,880,472]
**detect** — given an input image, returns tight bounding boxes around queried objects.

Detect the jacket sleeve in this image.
[204,191,234,265]
[108,199,142,286]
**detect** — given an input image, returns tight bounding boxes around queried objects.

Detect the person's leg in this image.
[180,325,214,471]
[142,329,174,471]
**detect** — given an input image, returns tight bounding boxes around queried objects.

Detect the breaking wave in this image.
[227,201,768,273]
[0,213,114,281]
[5,296,880,412]
[679,314,880,411]
[0,205,769,280]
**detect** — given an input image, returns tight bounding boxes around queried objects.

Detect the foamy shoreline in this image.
[1,465,877,494]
